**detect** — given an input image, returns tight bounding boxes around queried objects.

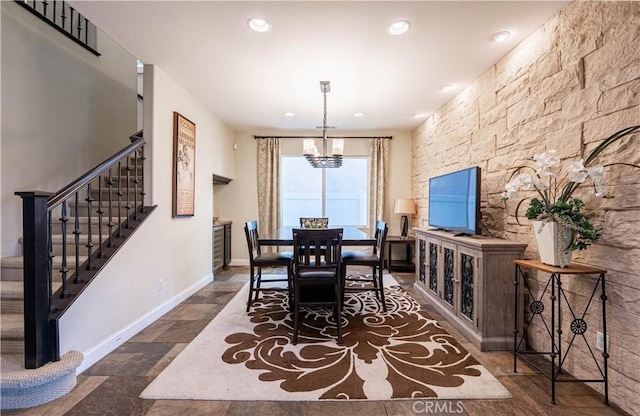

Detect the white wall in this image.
[1,2,137,256]
[219,130,412,264]
[59,65,236,370]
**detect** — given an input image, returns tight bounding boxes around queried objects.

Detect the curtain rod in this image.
[253,135,392,140]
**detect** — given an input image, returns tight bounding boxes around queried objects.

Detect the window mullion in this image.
[321,167,327,216]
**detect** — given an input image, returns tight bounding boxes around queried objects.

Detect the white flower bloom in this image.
[533,150,560,177]
[587,164,605,181]
[532,176,549,191]
[587,165,606,197]
[566,159,588,182]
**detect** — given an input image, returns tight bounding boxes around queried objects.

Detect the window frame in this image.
[280,155,369,227]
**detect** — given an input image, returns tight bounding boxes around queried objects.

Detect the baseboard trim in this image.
[75,273,213,374]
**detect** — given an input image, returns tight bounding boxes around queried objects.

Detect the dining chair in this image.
[341,220,389,312]
[291,227,344,345]
[300,217,329,228]
[244,220,294,312]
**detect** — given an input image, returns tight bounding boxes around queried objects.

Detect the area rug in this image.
[140,275,511,401]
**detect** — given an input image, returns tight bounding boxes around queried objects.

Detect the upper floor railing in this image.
[15,0,100,56]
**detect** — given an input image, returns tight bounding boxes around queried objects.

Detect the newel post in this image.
[16,190,54,368]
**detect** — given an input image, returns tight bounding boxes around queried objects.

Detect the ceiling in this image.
[71,1,568,132]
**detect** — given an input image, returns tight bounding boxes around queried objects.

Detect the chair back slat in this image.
[244,220,261,263]
[374,220,389,257]
[292,228,343,272]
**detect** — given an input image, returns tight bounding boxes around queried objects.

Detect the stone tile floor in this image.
[4,266,628,416]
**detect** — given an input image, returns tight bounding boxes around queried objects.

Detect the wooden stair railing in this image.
[16,130,156,369]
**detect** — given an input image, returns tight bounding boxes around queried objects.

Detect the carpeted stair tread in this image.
[1,256,23,269]
[0,281,23,298]
[1,350,84,410]
[1,256,87,282]
[0,351,83,389]
[0,314,24,339]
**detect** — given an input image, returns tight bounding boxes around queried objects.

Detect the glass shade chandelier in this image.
[303,81,344,168]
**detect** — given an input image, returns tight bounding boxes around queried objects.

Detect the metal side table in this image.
[513,259,608,405]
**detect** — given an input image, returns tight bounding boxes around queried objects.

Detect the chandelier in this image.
[303,81,344,168]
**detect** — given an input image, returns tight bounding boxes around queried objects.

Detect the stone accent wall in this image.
[411,2,639,414]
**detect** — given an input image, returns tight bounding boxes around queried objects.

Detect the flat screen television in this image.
[428,166,481,236]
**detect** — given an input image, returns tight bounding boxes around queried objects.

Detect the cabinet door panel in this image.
[428,240,439,294]
[460,252,474,321]
[418,237,426,286]
[442,245,455,308]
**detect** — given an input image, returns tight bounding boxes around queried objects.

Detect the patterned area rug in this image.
[140,275,511,401]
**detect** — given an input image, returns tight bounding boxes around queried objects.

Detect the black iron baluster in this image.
[60,1,66,30]
[85,184,93,271]
[52,0,56,24]
[76,16,82,40]
[139,145,146,213]
[133,152,140,220]
[72,193,80,284]
[84,17,88,45]
[117,161,123,238]
[68,6,74,36]
[97,177,104,258]
[107,168,114,247]
[47,211,54,313]
[125,157,132,228]
[59,201,69,298]
[41,0,48,17]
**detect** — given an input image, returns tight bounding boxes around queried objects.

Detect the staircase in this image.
[0,135,155,409]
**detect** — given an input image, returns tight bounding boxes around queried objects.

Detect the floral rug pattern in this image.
[222,285,484,399]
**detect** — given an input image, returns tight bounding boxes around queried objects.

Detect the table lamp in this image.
[394,198,416,238]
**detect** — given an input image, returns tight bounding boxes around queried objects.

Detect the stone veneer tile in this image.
[225,400,307,416]
[152,320,212,343]
[64,376,155,416]
[145,343,188,377]
[146,399,231,416]
[82,342,175,376]
[0,376,109,416]
[306,401,386,416]
[182,289,237,305]
[128,319,176,343]
[160,303,220,321]
[386,399,468,416]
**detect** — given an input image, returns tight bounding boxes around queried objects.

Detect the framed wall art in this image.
[172,112,196,217]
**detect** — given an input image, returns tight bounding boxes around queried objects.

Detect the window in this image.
[281,156,368,227]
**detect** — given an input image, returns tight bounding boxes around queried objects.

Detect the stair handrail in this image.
[48,136,145,208]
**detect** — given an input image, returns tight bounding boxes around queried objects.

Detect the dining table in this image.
[259,226,375,247]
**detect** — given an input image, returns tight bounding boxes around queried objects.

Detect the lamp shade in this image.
[394,199,416,214]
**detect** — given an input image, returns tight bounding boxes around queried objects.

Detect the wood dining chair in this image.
[341,220,389,312]
[291,227,344,345]
[244,220,294,312]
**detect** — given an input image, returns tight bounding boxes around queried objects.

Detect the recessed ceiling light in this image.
[413,112,426,118]
[388,20,411,35]
[493,31,511,42]
[353,112,365,117]
[283,112,295,117]
[441,84,455,91]
[247,17,270,33]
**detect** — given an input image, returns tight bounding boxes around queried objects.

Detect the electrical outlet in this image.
[596,331,610,351]
[157,278,164,291]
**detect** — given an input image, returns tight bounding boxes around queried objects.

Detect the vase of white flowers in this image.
[502,125,639,267]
